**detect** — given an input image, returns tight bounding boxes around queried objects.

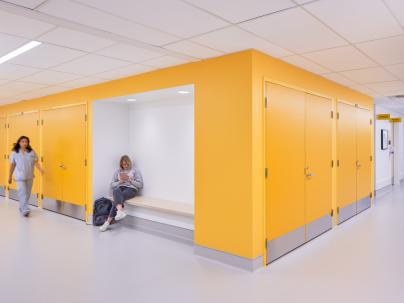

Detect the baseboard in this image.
[267,226,305,263]
[194,245,263,271]
[122,215,194,245]
[338,202,357,224]
[0,186,6,197]
[357,197,371,214]
[8,189,38,206]
[306,214,332,242]
[375,178,393,191]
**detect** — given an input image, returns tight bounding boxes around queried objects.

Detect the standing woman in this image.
[100,155,143,232]
[9,136,44,217]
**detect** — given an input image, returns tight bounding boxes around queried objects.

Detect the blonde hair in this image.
[119,155,132,169]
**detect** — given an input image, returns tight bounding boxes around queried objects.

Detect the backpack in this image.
[93,197,113,226]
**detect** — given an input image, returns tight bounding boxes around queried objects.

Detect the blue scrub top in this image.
[10,150,38,181]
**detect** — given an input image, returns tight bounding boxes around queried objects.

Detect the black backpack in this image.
[93,197,113,226]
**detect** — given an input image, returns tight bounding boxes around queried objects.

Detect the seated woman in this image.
[100,155,143,232]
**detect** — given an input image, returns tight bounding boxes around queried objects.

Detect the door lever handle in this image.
[356,161,362,168]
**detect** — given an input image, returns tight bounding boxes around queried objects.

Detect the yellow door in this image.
[0,117,7,190]
[42,109,63,201]
[7,112,40,194]
[337,102,357,208]
[60,105,86,206]
[356,108,372,200]
[305,94,332,224]
[42,105,86,205]
[266,83,305,241]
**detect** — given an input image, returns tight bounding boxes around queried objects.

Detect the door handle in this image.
[356,161,362,168]
[306,173,316,177]
[304,167,315,178]
[59,163,65,169]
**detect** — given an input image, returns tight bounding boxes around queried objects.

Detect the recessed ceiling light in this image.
[0,41,42,65]
[177,90,190,94]
[127,98,137,102]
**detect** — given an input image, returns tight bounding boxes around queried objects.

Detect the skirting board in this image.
[357,197,371,214]
[8,189,38,206]
[306,214,332,242]
[338,202,357,225]
[267,226,305,264]
[194,245,263,271]
[42,198,85,221]
[122,215,194,245]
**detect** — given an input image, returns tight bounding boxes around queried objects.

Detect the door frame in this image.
[262,78,334,265]
[40,102,88,218]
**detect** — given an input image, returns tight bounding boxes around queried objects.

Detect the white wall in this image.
[375,105,404,190]
[92,102,130,199]
[92,96,194,205]
[129,98,194,204]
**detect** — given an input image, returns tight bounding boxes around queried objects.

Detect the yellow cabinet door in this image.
[42,109,64,201]
[337,102,357,208]
[305,94,332,224]
[356,108,372,201]
[7,112,40,193]
[0,117,7,188]
[60,105,86,206]
[266,83,305,241]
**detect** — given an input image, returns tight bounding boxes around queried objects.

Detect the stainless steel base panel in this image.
[357,197,371,214]
[8,189,38,206]
[306,214,332,242]
[338,202,357,224]
[42,198,85,221]
[267,226,305,264]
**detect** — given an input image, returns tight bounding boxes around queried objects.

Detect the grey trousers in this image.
[109,186,137,218]
[15,179,33,215]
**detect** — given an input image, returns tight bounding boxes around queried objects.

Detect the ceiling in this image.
[0,0,404,106]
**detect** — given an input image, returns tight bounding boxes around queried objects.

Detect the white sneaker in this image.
[99,221,110,232]
[115,210,127,221]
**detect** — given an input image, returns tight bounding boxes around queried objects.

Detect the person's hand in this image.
[8,177,12,184]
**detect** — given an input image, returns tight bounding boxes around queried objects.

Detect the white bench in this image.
[125,196,194,217]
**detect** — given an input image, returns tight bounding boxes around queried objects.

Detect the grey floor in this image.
[1,185,404,303]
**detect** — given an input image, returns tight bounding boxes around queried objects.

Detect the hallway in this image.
[1,186,403,303]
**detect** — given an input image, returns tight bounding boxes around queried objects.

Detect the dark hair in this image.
[12,136,32,153]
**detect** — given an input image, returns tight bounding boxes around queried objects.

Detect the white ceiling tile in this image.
[38,0,179,46]
[16,85,70,99]
[281,55,330,74]
[304,0,403,43]
[59,77,107,89]
[240,7,347,53]
[348,84,378,96]
[0,63,40,80]
[303,46,377,72]
[53,54,130,76]
[141,56,189,68]
[385,63,404,80]
[322,73,358,87]
[357,35,404,65]
[366,81,404,95]
[0,80,47,96]
[0,97,18,105]
[19,70,82,85]
[192,26,292,57]
[3,0,47,9]
[0,9,55,39]
[340,67,397,84]
[0,32,29,57]
[96,44,163,63]
[164,40,224,59]
[384,0,404,27]
[95,64,155,80]
[9,44,86,68]
[184,0,296,23]
[38,27,116,52]
[75,0,229,38]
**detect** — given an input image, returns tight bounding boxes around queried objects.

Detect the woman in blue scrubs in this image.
[8,136,43,216]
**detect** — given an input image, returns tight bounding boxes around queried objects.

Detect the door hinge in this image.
[265,240,268,249]
[331,209,334,217]
[41,194,44,199]
[41,156,43,163]
[265,168,268,178]
[337,207,340,214]
[337,160,340,167]
[36,193,39,198]
[331,111,334,119]
[336,112,340,120]
[265,97,268,108]
[370,155,373,162]
[331,160,334,168]
[84,159,87,166]
[370,192,373,198]
[370,119,372,125]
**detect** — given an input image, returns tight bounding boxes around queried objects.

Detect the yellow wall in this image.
[0,51,256,259]
[0,49,375,262]
[251,50,374,259]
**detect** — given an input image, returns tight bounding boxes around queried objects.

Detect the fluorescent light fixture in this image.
[127,98,137,102]
[177,90,190,94]
[0,41,42,65]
